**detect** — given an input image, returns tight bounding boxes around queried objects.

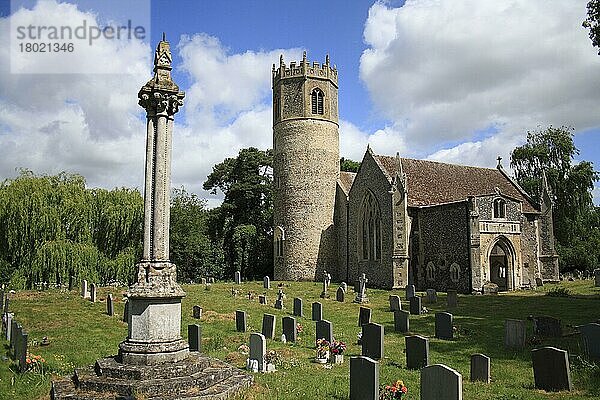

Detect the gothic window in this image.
[273,95,280,120]
[493,198,506,219]
[450,263,461,283]
[311,88,324,115]
[274,226,285,258]
[426,261,435,281]
[360,191,381,261]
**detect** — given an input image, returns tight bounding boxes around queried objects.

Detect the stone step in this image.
[148,373,254,400]
[95,353,212,380]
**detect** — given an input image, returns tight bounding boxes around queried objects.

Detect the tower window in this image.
[493,198,506,219]
[450,263,461,283]
[426,261,436,281]
[311,88,324,115]
[274,226,285,258]
[274,95,280,120]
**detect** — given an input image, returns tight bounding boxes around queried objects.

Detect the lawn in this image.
[1,279,599,400]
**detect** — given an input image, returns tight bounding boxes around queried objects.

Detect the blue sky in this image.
[1,0,599,206]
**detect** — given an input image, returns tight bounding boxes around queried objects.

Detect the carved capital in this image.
[139,91,184,117]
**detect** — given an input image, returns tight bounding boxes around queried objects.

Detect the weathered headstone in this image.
[532,316,562,337]
[405,284,415,300]
[470,353,490,383]
[435,312,453,340]
[420,364,463,400]
[358,306,372,327]
[311,302,323,321]
[4,312,13,341]
[336,287,345,302]
[354,273,369,303]
[282,316,297,343]
[259,295,267,305]
[594,269,600,287]
[200,277,207,285]
[17,328,28,372]
[234,271,241,284]
[90,283,97,302]
[409,296,422,315]
[293,297,303,317]
[320,270,331,298]
[447,289,458,308]
[81,279,88,298]
[579,323,600,360]
[532,347,572,392]
[505,319,526,349]
[482,281,499,294]
[341,282,348,292]
[394,310,410,333]
[536,277,544,287]
[262,314,276,339]
[406,335,429,370]
[350,356,379,400]
[362,322,384,360]
[263,276,270,289]
[249,333,266,373]
[106,294,114,316]
[315,319,333,345]
[426,288,437,303]
[236,310,247,333]
[188,324,201,352]
[389,295,401,311]
[192,305,202,319]
[274,289,284,310]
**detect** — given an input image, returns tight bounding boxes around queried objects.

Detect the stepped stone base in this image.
[50,352,253,400]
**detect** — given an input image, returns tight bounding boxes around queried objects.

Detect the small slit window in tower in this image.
[493,198,506,218]
[274,226,285,258]
[311,88,324,115]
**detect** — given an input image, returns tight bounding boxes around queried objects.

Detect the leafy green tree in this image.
[584,0,600,54]
[340,157,361,173]
[510,126,600,272]
[203,148,273,279]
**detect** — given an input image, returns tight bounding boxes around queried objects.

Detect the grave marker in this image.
[405,284,415,300]
[236,310,247,333]
[505,319,526,349]
[394,310,410,333]
[358,307,372,326]
[315,319,333,345]
[282,316,297,343]
[409,296,422,315]
[426,288,437,303]
[188,324,201,352]
[4,312,13,341]
[447,290,458,308]
[336,287,345,302]
[435,312,453,340]
[470,353,490,383]
[81,279,88,298]
[362,322,384,360]
[536,277,544,287]
[263,276,270,289]
[389,295,401,311]
[259,295,267,305]
[274,289,284,310]
[192,305,202,319]
[594,269,600,287]
[579,323,600,360]
[350,356,379,400]
[406,335,429,370]
[90,283,97,302]
[312,302,323,321]
[354,273,369,303]
[106,294,114,316]
[249,333,266,372]
[420,364,463,400]
[532,347,572,392]
[234,271,241,284]
[262,314,276,339]
[293,297,303,317]
[532,316,562,337]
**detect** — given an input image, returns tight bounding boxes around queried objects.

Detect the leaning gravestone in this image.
[426,289,437,303]
[282,316,297,343]
[106,294,114,316]
[389,295,401,311]
[532,347,572,392]
[293,297,303,317]
[349,356,379,400]
[504,319,526,349]
[188,324,201,352]
[406,335,429,370]
[236,310,247,333]
[263,276,270,289]
[470,353,490,383]
[315,319,333,345]
[192,305,202,319]
[579,323,600,360]
[409,296,422,315]
[533,316,562,337]
[420,364,463,400]
[447,290,458,308]
[249,333,266,373]
[362,322,384,360]
[394,310,409,333]
[312,302,323,321]
[435,312,453,340]
[405,284,415,300]
[358,307,372,327]
[262,314,276,339]
[336,287,345,302]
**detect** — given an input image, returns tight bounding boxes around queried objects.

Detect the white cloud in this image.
[360,0,600,166]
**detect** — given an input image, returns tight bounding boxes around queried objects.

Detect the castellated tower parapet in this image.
[272,52,339,281]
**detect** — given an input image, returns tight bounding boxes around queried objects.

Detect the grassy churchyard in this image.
[1,280,599,400]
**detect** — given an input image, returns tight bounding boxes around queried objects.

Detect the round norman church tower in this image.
[272,52,339,281]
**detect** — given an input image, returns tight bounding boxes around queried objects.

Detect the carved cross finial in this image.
[497,156,502,168]
[162,32,166,41]
[326,54,330,65]
[280,54,284,66]
[302,51,307,63]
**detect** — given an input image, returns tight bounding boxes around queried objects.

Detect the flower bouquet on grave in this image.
[26,352,46,374]
[330,340,346,364]
[264,350,281,372]
[380,380,408,399]
[315,338,330,363]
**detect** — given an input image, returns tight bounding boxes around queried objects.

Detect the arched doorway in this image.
[488,237,516,291]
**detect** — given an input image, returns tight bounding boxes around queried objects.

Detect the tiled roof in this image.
[373,155,539,213]
[338,171,356,195]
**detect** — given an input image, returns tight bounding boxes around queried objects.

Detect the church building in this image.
[272,54,559,293]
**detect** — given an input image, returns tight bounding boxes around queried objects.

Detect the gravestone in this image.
[4,312,13,341]
[406,335,429,370]
[420,364,463,400]
[482,281,499,295]
[188,324,201,352]
[320,270,331,298]
[405,284,415,300]
[505,319,526,349]
[354,273,369,303]
[122,299,129,323]
[259,295,267,305]
[68,275,74,292]
[470,353,490,383]
[532,347,572,392]
[16,327,28,372]
[200,278,207,285]
[274,290,284,310]
[90,283,97,302]
[336,287,345,302]
[394,310,410,333]
[81,279,88,298]
[358,307,372,326]
[435,312,453,340]
[362,322,384,360]
[579,323,600,360]
[536,277,544,287]
[315,319,333,345]
[236,310,247,333]
[341,282,348,292]
[192,305,202,319]
[447,290,458,308]
[594,269,600,287]
[10,320,17,352]
[106,294,114,316]
[293,297,303,317]
[262,314,276,339]
[532,316,562,337]
[409,296,422,315]
[282,316,297,343]
[234,271,241,284]
[249,333,266,373]
[389,295,401,311]
[263,276,270,289]
[426,288,437,303]
[349,356,379,400]
[311,302,323,321]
